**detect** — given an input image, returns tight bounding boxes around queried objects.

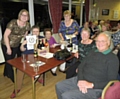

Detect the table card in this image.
[26,35,37,50]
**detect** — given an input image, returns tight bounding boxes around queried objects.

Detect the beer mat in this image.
[29,61,46,67]
[72,49,78,53]
[54,43,61,47]
[39,52,53,59]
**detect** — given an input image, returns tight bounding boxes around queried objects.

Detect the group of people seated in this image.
[1,8,120,99]
[56,32,119,99]
[55,17,120,99]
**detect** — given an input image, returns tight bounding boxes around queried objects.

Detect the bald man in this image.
[56,33,119,99]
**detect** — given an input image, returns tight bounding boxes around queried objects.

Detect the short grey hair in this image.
[96,32,111,44]
[101,32,111,41]
[81,28,90,35]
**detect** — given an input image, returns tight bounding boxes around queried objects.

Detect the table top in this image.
[7,46,74,77]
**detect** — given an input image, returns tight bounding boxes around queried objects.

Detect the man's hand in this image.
[77,80,94,93]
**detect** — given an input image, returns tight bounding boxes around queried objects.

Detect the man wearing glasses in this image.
[56,33,119,99]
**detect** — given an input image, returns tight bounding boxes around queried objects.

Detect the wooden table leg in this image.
[43,72,45,86]
[13,67,17,96]
[32,77,35,99]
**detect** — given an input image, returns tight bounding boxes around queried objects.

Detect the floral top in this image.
[78,41,96,62]
[112,29,120,46]
[2,19,31,47]
[58,20,79,44]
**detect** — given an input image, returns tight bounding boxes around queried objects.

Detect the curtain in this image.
[85,0,89,22]
[48,0,62,33]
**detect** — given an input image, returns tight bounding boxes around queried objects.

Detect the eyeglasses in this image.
[64,15,70,17]
[95,40,107,43]
[21,14,28,17]
[32,31,39,32]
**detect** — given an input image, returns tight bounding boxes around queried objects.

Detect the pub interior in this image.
[0,0,120,99]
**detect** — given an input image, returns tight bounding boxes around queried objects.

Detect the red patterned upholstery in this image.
[99,81,120,99]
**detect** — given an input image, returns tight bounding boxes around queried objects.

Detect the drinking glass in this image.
[21,54,26,62]
[33,63,39,74]
[23,62,26,69]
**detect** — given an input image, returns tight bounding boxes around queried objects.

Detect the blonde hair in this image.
[93,20,98,25]
[102,23,109,31]
[100,20,105,25]
[63,10,71,16]
[18,9,29,20]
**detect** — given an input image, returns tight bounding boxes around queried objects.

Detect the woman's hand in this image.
[22,40,27,46]
[20,40,27,51]
[4,29,12,55]
[61,37,64,41]
[7,48,12,55]
[74,52,79,58]
[59,33,64,41]
[51,44,56,48]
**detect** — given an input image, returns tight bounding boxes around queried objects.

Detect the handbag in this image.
[53,49,71,60]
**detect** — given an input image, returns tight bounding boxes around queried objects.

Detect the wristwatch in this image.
[92,83,94,87]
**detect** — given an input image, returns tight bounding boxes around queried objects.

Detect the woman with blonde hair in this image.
[59,10,79,44]
[98,20,105,32]
[58,10,79,71]
[66,28,96,79]
[1,9,31,82]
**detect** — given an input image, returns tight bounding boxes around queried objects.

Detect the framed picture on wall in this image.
[102,9,109,15]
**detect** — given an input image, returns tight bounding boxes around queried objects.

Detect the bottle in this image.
[67,39,73,51]
[41,39,45,49]
[34,44,38,58]
[37,39,42,49]
[34,49,38,58]
[44,39,49,47]
[44,39,49,52]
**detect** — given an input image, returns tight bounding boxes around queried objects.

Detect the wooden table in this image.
[7,47,73,99]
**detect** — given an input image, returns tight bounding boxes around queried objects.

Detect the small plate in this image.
[30,63,36,67]
[36,61,41,64]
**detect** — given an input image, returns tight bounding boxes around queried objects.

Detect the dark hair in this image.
[117,20,120,24]
[43,28,52,36]
[31,25,40,31]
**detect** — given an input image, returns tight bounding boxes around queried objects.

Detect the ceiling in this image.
[1,0,82,5]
